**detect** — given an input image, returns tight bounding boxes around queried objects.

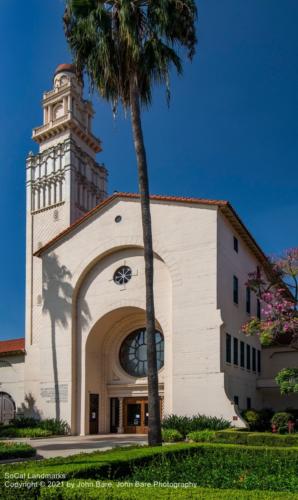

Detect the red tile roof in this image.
[0,338,25,356]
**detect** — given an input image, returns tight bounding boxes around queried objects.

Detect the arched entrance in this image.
[0,392,15,424]
[82,307,165,435]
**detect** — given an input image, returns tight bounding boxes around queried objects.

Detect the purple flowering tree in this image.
[242,248,298,393]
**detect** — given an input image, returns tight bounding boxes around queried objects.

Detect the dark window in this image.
[234,395,239,406]
[246,287,251,314]
[256,266,261,278]
[233,276,239,304]
[257,299,261,320]
[257,350,261,374]
[120,329,164,377]
[240,341,245,368]
[246,397,251,410]
[233,236,238,253]
[233,338,238,365]
[226,333,232,363]
[252,347,256,372]
[246,345,251,370]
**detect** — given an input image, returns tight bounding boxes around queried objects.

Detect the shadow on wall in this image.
[17,393,41,419]
[42,253,91,420]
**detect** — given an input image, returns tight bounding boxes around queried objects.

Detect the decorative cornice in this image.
[32,113,101,153]
[31,201,65,215]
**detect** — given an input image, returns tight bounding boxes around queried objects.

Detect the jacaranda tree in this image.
[63,0,197,445]
[242,248,298,394]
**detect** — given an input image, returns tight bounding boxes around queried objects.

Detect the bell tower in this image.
[27,63,107,242]
[25,64,108,345]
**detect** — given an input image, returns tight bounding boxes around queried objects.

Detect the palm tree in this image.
[64,0,197,445]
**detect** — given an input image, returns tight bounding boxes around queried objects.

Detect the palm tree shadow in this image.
[42,253,91,420]
[17,393,41,419]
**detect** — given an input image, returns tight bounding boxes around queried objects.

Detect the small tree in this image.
[242,248,298,394]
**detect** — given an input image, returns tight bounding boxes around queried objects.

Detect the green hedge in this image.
[129,444,298,491]
[0,442,36,461]
[1,443,298,498]
[187,430,298,447]
[40,482,298,499]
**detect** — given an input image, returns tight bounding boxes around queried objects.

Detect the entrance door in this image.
[123,397,148,434]
[89,394,99,434]
[0,392,15,424]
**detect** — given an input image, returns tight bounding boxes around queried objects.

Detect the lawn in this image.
[0,442,298,499]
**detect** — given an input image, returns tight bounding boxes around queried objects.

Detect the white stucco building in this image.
[0,64,297,432]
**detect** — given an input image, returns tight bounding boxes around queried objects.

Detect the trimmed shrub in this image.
[129,444,298,491]
[162,429,183,442]
[212,430,298,447]
[162,414,230,437]
[187,430,216,442]
[241,409,261,431]
[271,412,294,433]
[0,442,36,460]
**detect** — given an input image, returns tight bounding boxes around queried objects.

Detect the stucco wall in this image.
[217,211,263,411]
[258,346,298,410]
[0,355,25,413]
[24,198,241,432]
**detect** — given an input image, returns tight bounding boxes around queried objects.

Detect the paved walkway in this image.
[12,434,147,459]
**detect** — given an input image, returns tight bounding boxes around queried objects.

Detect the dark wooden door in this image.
[0,392,15,424]
[89,394,99,434]
[123,398,148,434]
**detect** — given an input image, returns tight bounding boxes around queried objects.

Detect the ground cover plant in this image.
[0,442,298,499]
[0,442,36,461]
[0,418,70,438]
[0,427,52,438]
[161,428,183,442]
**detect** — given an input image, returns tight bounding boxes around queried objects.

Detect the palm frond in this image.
[64,0,197,108]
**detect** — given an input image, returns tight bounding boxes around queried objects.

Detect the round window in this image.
[119,328,164,377]
[113,266,132,285]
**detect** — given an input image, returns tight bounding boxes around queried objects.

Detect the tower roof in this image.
[54,63,76,76]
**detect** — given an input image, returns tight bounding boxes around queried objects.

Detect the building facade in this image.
[0,65,297,432]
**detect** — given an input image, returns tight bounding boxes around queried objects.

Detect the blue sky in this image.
[0,0,297,340]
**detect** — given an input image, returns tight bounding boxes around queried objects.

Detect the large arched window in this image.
[119,328,164,377]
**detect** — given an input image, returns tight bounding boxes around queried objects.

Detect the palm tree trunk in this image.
[130,78,162,446]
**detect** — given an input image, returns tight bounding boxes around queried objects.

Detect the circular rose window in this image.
[113,266,132,285]
[119,328,164,377]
